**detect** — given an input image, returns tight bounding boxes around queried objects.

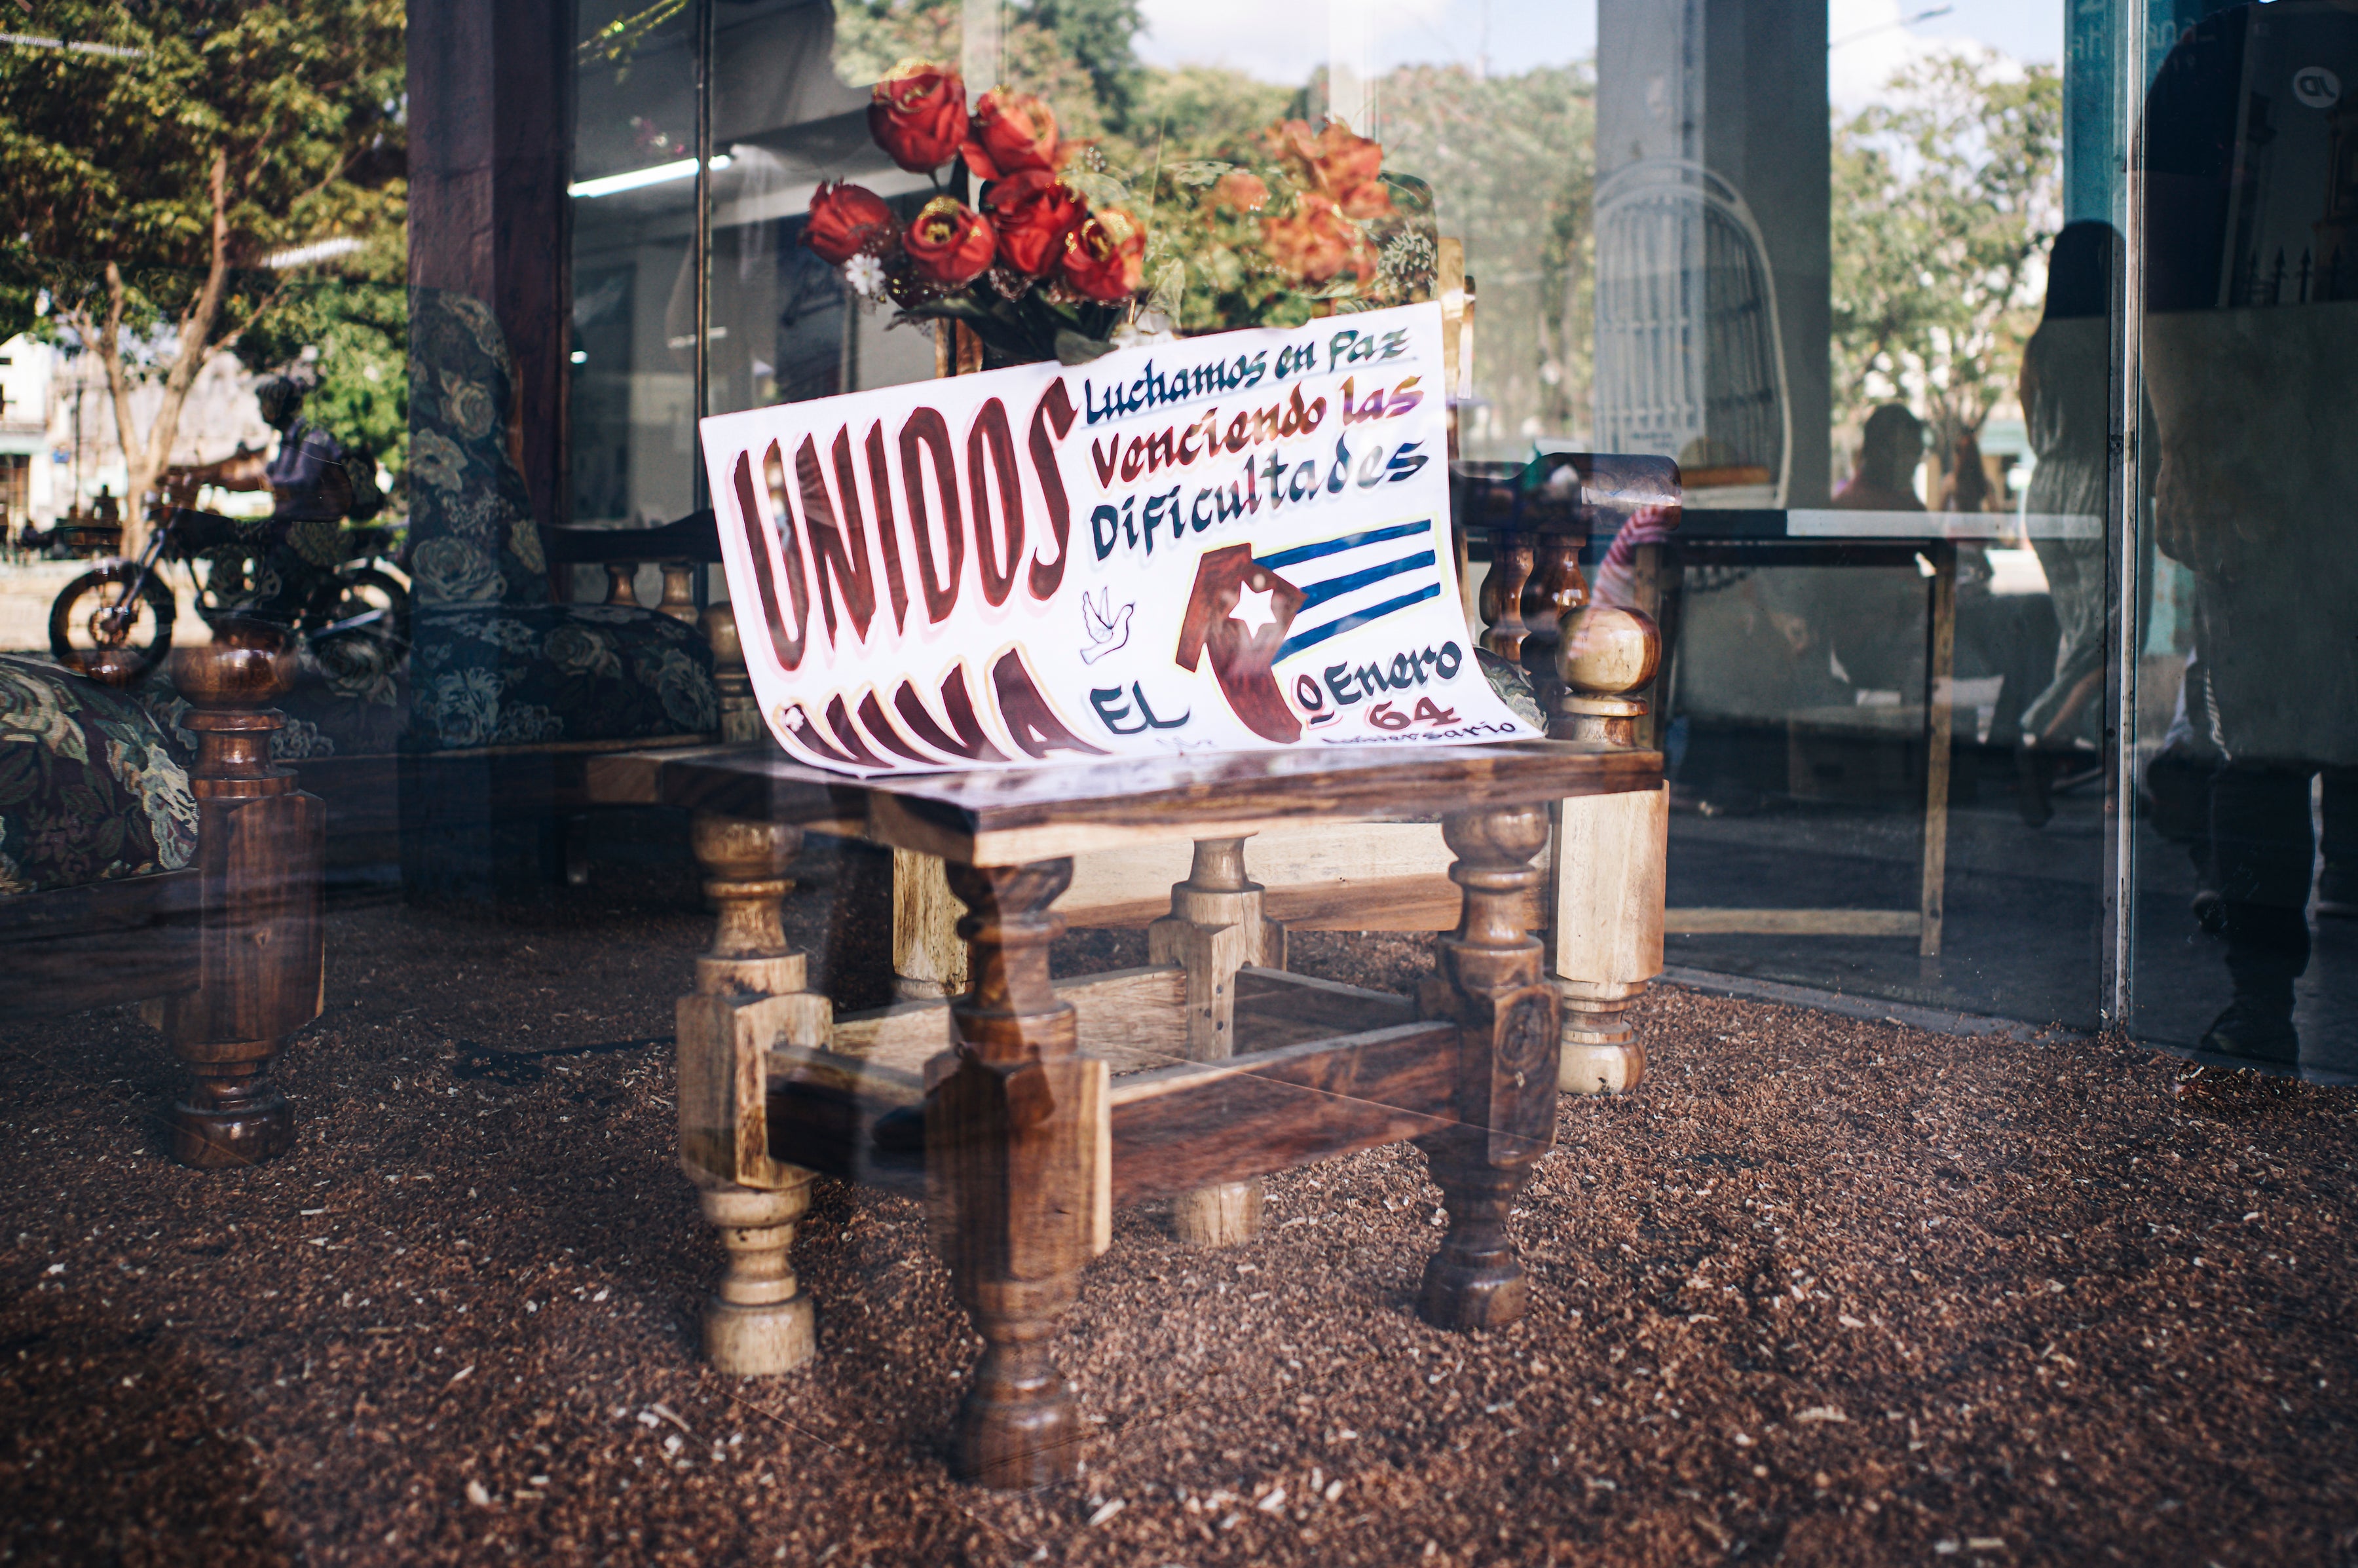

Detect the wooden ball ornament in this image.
[1556,603,1660,696]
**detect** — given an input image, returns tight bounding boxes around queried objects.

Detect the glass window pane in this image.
[1578,0,2111,1030]
[708,0,945,415]
[571,2,702,529]
[2128,0,2358,1074]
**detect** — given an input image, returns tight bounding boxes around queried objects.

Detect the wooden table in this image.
[1632,508,1965,955]
[588,737,1660,1489]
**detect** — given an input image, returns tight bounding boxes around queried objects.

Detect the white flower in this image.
[845,253,887,298]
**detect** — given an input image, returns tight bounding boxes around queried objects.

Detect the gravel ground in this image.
[3,847,2355,1567]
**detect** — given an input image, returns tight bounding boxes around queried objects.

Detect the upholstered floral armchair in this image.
[396,289,722,897]
[405,289,718,750]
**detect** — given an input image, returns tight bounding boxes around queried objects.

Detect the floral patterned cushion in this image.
[405,289,552,610]
[0,656,198,897]
[408,604,717,751]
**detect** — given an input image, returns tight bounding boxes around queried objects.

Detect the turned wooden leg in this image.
[928,858,1108,1489]
[159,623,324,1169]
[1418,804,1558,1332]
[1550,784,1666,1096]
[677,813,831,1376]
[693,1174,815,1374]
[1548,604,1668,1096]
[1146,837,1265,1246]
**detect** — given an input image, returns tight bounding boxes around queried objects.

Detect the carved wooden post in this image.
[1549,605,1667,1094]
[1146,837,1265,1246]
[928,857,1109,1489]
[656,561,700,626]
[603,561,641,607]
[677,813,830,1375]
[159,622,324,1168]
[1478,529,1535,660]
[698,604,762,744]
[1418,804,1558,1330]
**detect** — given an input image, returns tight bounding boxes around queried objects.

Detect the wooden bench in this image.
[586,641,1664,1488]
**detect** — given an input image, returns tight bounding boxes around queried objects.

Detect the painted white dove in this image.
[1079,588,1133,665]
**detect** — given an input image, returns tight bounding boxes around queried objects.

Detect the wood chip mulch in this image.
[2,879,2355,1567]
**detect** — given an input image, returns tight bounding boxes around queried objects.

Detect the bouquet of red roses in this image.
[804,58,1144,367]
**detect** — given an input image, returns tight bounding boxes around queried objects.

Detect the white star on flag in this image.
[1231,581,1279,637]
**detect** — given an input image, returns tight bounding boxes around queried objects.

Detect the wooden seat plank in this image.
[586,739,1660,865]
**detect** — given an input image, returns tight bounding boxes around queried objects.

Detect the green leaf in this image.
[1054,329,1116,365]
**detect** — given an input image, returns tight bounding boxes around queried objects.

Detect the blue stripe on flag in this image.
[1295,550,1436,612]
[1273,584,1442,663]
[1256,519,1431,571]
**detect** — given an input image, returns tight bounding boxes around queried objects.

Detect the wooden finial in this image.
[1551,603,1661,746]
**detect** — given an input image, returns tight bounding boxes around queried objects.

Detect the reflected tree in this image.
[1831,50,2063,468]
[0,1,404,553]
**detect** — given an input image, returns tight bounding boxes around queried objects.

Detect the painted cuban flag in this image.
[1256,518,1444,667]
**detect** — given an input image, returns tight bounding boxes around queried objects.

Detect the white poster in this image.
[698,300,1534,776]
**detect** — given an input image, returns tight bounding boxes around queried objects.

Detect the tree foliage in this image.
[0,1,404,546]
[1830,51,2061,463]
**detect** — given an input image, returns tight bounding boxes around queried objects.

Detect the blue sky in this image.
[1134,0,2063,108]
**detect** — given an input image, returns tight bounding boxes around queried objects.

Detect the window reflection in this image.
[2137,0,2358,1069]
[571,2,702,529]
[540,0,2357,1062]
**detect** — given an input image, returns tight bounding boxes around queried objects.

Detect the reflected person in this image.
[2013,221,2118,825]
[171,375,372,625]
[2144,2,2358,1062]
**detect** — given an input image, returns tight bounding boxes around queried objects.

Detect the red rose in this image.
[904,196,997,288]
[1059,207,1145,303]
[804,181,900,265]
[984,169,1082,276]
[869,59,968,172]
[962,90,1059,181]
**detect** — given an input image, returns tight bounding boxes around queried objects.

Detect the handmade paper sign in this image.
[698,299,1534,775]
